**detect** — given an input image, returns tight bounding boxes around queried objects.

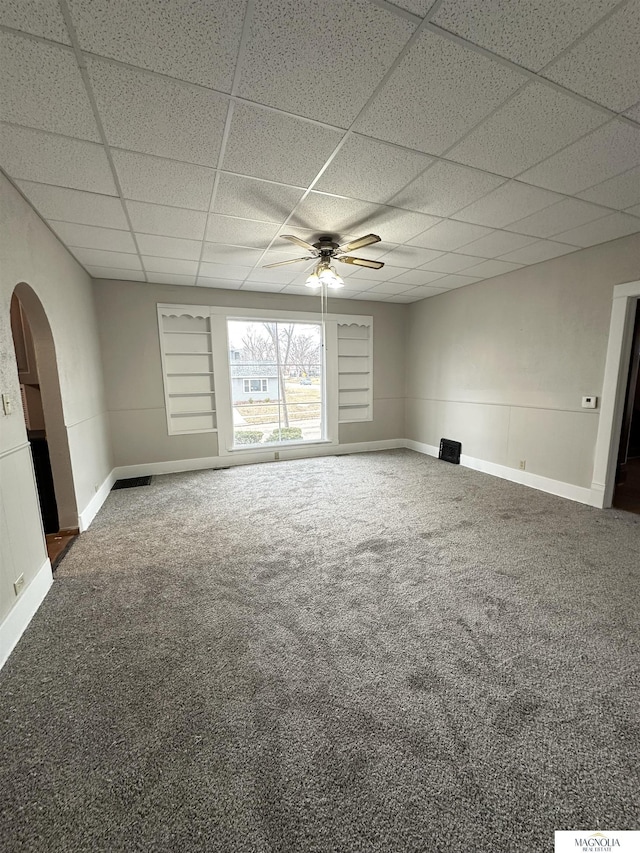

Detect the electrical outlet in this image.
[14,574,24,596]
[519,460,526,470]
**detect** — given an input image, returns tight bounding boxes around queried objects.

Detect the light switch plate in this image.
[582,396,597,409]
[2,394,11,415]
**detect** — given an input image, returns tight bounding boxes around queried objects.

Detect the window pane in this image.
[228,319,323,448]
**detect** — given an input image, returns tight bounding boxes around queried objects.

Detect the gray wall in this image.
[405,232,640,489]
[0,175,112,625]
[92,280,407,467]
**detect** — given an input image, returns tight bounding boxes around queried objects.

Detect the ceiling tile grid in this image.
[86,58,229,166]
[0,31,99,141]
[0,0,638,302]
[431,0,623,72]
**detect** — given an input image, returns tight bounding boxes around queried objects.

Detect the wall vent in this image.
[112,476,152,490]
[439,438,461,464]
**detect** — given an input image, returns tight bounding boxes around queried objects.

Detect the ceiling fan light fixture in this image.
[317,264,344,288]
[305,270,321,288]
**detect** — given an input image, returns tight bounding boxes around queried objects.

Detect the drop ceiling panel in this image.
[460,229,537,258]
[552,212,640,247]
[626,102,640,123]
[518,120,640,195]
[504,197,612,238]
[125,201,207,240]
[223,104,344,187]
[50,220,136,253]
[426,273,481,289]
[1,33,99,141]
[66,0,247,90]
[136,233,202,260]
[314,135,433,204]
[148,273,197,286]
[245,266,300,284]
[365,206,443,243]
[213,174,305,223]
[389,160,505,217]
[17,181,128,229]
[236,282,285,293]
[390,269,446,286]
[393,0,438,15]
[199,262,252,281]
[400,285,449,300]
[237,0,415,126]
[112,150,215,209]
[0,125,116,194]
[448,82,608,177]
[498,240,576,265]
[453,181,562,228]
[576,166,640,210]
[420,252,487,273]
[0,0,71,43]
[87,59,228,166]
[72,247,141,269]
[355,29,525,155]
[461,259,523,279]
[627,204,640,217]
[432,0,621,71]
[409,219,494,251]
[288,192,379,234]
[544,2,640,112]
[142,256,199,275]
[378,245,444,267]
[201,244,264,266]
[367,282,415,295]
[86,266,145,281]
[205,215,279,248]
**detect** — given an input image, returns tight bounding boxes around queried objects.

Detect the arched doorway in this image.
[10,283,78,563]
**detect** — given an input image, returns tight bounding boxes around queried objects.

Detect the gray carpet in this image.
[1,449,639,852]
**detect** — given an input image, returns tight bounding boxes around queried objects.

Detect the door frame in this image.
[591,279,640,508]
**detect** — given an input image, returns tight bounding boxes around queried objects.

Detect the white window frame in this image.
[242,378,269,393]
[157,304,372,456]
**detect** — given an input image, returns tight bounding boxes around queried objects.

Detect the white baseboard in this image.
[112,438,404,480]
[78,469,117,532]
[404,439,594,505]
[0,559,53,671]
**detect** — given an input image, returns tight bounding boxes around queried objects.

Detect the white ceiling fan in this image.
[263,233,385,289]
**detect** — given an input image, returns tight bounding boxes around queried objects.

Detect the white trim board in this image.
[112,438,404,480]
[591,279,640,509]
[78,469,117,532]
[405,440,594,506]
[0,558,52,671]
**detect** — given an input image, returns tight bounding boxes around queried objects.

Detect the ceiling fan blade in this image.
[337,233,381,253]
[262,256,314,269]
[279,234,318,252]
[336,255,385,270]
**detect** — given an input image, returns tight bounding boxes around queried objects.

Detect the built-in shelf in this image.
[159,306,217,436]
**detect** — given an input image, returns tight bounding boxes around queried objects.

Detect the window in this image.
[157,303,373,452]
[243,379,268,393]
[227,319,323,449]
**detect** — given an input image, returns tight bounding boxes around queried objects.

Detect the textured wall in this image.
[405,232,640,489]
[0,175,112,625]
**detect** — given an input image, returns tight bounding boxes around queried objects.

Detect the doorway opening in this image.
[10,284,79,567]
[612,299,640,513]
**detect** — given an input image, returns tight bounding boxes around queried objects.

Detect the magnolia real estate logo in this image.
[555,831,640,852]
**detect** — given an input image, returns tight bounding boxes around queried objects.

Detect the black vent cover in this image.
[112,476,152,490]
[439,438,461,464]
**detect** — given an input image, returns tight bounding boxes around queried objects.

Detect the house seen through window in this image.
[227,319,323,448]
